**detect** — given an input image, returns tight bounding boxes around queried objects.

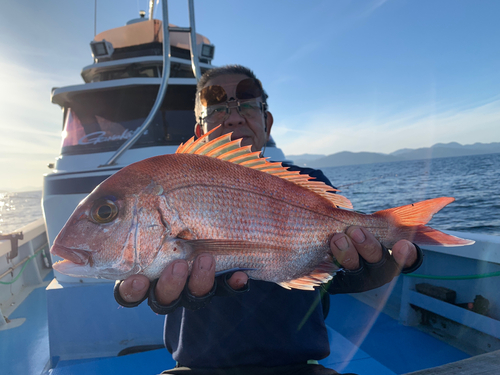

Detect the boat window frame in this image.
[59,84,197,156]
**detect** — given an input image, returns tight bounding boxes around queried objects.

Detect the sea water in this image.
[322,153,500,236]
[0,153,499,236]
[0,190,43,234]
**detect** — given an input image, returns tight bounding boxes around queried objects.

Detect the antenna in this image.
[149,0,155,20]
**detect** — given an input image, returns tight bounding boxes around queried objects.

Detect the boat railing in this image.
[398,231,500,344]
[101,0,201,167]
[0,232,24,261]
[0,218,50,328]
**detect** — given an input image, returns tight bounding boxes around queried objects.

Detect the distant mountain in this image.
[285,153,326,166]
[306,152,399,168]
[391,142,500,161]
[287,142,500,168]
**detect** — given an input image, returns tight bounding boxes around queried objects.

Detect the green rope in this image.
[0,246,47,285]
[405,270,500,280]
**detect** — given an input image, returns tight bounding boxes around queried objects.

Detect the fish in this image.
[50,127,474,290]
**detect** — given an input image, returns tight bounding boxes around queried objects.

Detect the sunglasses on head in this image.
[199,78,264,107]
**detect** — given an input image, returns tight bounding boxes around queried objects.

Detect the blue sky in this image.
[1,0,499,190]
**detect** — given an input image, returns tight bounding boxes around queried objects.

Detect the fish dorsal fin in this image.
[176,126,353,209]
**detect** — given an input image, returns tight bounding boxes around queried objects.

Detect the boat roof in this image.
[78,55,213,84]
[94,19,211,51]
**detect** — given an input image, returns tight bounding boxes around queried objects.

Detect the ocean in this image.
[0,190,43,234]
[0,153,499,236]
[322,153,500,236]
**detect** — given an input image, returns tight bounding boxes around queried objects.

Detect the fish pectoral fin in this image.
[184,239,276,255]
[277,260,339,291]
[176,228,197,240]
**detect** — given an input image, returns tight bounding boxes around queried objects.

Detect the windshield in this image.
[61,85,196,155]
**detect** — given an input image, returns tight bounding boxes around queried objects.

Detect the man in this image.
[115,65,422,375]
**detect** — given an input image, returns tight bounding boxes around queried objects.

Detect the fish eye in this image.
[91,199,118,224]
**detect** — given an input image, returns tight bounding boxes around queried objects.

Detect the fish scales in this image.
[156,156,341,282]
[159,155,340,242]
[51,130,474,290]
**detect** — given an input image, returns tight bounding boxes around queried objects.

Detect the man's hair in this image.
[194,64,269,121]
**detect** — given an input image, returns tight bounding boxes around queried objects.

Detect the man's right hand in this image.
[118,253,249,307]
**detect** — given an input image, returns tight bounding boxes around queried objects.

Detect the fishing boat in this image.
[1,1,499,374]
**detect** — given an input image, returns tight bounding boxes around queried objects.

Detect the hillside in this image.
[287,142,500,168]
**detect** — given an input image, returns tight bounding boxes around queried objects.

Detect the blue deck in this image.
[325,295,469,374]
[1,277,469,375]
[0,271,54,375]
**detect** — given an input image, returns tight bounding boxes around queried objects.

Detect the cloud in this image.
[277,0,390,66]
[0,58,67,120]
[363,0,390,17]
[284,41,322,64]
[275,97,500,156]
[0,55,69,189]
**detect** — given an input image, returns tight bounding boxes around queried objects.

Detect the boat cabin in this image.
[51,19,214,159]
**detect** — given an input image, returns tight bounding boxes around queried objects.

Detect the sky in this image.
[0,0,499,190]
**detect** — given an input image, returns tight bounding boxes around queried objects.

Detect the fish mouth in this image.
[51,259,98,279]
[50,244,91,265]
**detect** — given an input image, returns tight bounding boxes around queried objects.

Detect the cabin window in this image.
[90,65,160,82]
[61,85,196,155]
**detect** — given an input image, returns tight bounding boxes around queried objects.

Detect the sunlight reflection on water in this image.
[0,191,42,234]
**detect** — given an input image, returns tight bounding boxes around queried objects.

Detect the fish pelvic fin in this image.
[278,260,339,291]
[373,197,475,246]
[175,125,353,209]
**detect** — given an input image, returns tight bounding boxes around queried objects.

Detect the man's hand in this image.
[330,226,417,271]
[117,253,249,307]
[118,226,419,307]
[326,226,421,294]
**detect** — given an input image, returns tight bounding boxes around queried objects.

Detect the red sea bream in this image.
[51,128,474,290]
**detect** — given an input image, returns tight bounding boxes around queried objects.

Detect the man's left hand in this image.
[330,226,417,271]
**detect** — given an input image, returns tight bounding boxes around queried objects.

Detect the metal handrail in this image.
[0,232,23,261]
[0,243,48,282]
[101,0,200,167]
[187,0,201,81]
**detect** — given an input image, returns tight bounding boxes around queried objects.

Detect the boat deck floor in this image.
[1,280,470,375]
[1,271,54,375]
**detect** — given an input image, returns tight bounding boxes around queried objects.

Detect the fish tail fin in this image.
[373,197,475,246]
[406,225,474,246]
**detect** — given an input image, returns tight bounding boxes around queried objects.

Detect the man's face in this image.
[197,74,273,152]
